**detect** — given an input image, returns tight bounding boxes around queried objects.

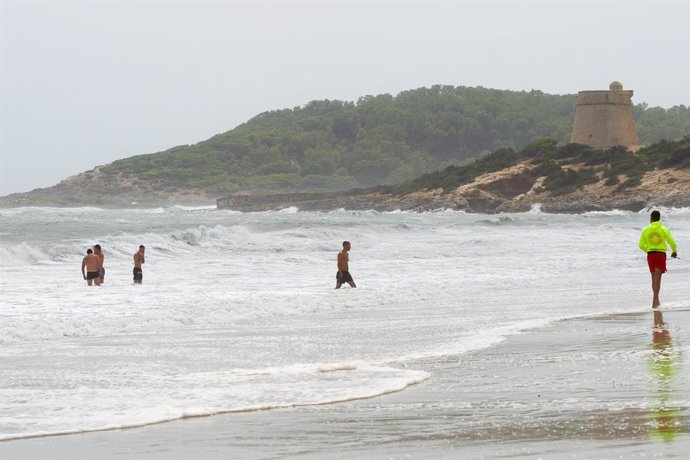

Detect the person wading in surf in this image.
[133,245,145,284]
[81,248,101,286]
[93,244,105,284]
[335,241,356,289]
[639,210,678,309]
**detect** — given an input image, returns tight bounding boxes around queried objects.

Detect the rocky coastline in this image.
[2,160,689,214]
[290,188,690,214]
[233,161,690,213]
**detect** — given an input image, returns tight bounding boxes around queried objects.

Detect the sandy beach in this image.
[3,308,688,459]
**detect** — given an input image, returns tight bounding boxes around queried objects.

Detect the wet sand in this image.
[2,309,689,459]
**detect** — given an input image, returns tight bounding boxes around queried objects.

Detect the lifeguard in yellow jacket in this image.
[639,210,678,309]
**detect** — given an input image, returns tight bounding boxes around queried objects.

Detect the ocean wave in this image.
[169,224,234,246]
[583,209,634,217]
[0,218,347,266]
[133,207,167,214]
[638,206,690,217]
[527,203,543,214]
[0,242,50,266]
[476,215,516,225]
[0,223,243,266]
[384,317,556,364]
[579,206,690,219]
[433,208,467,214]
[169,205,217,212]
[0,206,106,216]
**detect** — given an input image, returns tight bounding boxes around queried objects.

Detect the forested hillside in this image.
[101,85,690,195]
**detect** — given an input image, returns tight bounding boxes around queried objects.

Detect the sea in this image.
[1,205,689,444]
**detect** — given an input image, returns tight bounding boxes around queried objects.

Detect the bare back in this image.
[83,254,100,272]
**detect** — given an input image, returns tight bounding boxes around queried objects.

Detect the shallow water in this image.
[1,205,689,441]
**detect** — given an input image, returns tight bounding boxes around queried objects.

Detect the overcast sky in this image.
[1,0,688,196]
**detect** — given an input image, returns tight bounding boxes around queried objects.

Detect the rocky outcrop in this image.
[0,167,216,207]
[293,161,690,213]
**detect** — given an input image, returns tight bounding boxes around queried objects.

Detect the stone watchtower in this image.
[570,81,639,150]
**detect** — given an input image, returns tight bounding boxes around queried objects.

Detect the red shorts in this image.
[647,252,667,273]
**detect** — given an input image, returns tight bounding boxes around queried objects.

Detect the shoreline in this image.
[2,189,689,214]
[3,307,688,459]
[2,199,690,214]
[0,370,429,443]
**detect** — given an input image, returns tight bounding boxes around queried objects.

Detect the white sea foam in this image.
[583,209,634,217]
[650,206,690,217]
[528,203,543,213]
[0,206,107,214]
[0,363,429,441]
[170,204,217,212]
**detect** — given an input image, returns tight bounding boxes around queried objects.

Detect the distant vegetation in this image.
[373,136,690,197]
[101,85,690,195]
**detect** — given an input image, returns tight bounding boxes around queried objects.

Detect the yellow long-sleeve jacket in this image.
[639,221,677,253]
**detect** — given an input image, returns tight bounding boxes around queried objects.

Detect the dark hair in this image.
[651,210,661,222]
[139,245,145,249]
[86,248,93,254]
[94,244,101,250]
[342,241,350,247]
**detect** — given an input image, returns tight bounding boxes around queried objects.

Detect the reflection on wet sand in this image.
[648,310,685,442]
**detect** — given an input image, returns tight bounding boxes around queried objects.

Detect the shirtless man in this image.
[81,248,101,286]
[133,245,145,284]
[93,244,105,284]
[335,241,356,289]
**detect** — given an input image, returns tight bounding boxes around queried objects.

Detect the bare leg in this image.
[651,269,662,308]
[335,282,342,289]
[87,278,92,286]
[347,280,357,288]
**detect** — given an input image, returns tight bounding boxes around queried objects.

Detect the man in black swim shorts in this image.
[81,248,101,286]
[93,244,105,284]
[133,245,145,284]
[335,241,356,289]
